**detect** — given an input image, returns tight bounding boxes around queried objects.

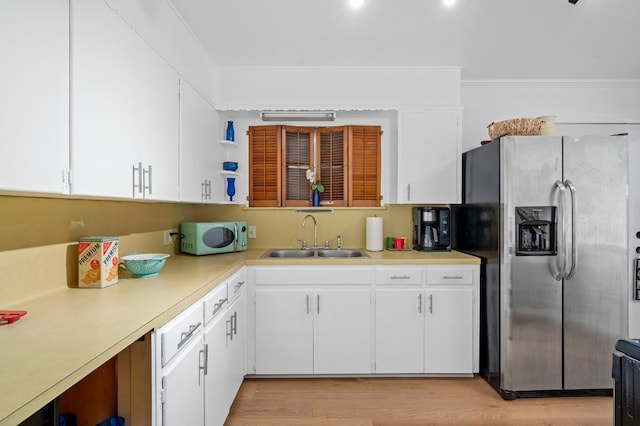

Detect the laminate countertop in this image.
[0,248,479,425]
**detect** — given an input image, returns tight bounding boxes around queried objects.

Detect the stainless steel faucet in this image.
[302,214,318,248]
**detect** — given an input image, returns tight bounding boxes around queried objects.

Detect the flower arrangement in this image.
[305,169,324,192]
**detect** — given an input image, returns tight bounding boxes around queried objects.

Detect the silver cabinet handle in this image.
[226,316,233,340]
[178,322,201,349]
[317,294,320,315]
[132,162,143,196]
[429,294,433,314]
[231,312,237,337]
[418,294,423,313]
[234,280,245,291]
[200,343,208,376]
[390,275,411,280]
[306,294,310,314]
[143,164,152,195]
[442,275,464,280]
[407,184,411,201]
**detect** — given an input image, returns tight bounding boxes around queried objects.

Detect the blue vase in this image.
[312,189,320,206]
[225,121,235,141]
[226,177,236,202]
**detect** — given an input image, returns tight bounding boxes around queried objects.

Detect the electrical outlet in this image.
[248,225,257,239]
[163,229,176,245]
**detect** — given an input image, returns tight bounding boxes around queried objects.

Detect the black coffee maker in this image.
[413,207,451,251]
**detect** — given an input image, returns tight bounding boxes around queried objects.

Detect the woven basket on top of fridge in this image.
[487,117,542,139]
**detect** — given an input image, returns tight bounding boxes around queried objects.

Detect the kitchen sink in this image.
[315,249,367,258]
[261,248,370,259]
[263,249,315,258]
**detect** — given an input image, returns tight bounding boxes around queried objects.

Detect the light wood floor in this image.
[225,376,612,426]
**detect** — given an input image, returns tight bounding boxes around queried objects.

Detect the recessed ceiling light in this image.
[349,0,365,9]
[443,0,456,7]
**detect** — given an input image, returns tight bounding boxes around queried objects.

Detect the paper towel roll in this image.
[366,217,384,251]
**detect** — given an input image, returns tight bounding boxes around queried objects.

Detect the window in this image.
[248,125,381,207]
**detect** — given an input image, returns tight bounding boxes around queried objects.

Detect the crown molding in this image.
[462,79,640,89]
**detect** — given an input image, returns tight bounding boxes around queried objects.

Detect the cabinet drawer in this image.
[159,302,203,367]
[228,269,246,302]
[203,283,228,326]
[425,268,473,285]
[255,267,371,285]
[375,268,422,285]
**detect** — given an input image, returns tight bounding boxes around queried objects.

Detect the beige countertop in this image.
[0,248,479,425]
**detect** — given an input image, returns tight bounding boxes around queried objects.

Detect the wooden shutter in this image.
[282,126,314,207]
[318,126,347,207]
[348,125,381,207]
[249,126,281,207]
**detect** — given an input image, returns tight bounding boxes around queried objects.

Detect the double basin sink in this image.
[261,248,370,259]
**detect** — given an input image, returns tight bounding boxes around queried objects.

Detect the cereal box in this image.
[78,237,119,288]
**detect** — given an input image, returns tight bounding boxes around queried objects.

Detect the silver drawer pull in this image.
[212,297,228,317]
[442,275,464,280]
[234,280,245,291]
[178,322,201,349]
[390,275,411,280]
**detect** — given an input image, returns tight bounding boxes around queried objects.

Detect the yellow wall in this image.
[194,204,417,249]
[0,195,420,252]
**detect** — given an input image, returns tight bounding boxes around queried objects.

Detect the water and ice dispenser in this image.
[515,206,557,256]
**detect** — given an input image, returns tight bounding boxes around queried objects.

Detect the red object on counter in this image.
[0,310,27,324]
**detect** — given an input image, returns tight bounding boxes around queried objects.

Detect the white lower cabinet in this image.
[424,287,473,374]
[254,266,373,375]
[154,267,246,426]
[153,301,205,426]
[251,264,478,377]
[203,270,246,426]
[375,266,478,375]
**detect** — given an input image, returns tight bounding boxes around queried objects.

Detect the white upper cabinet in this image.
[137,42,180,201]
[179,80,220,203]
[70,0,179,200]
[0,0,70,194]
[396,109,462,204]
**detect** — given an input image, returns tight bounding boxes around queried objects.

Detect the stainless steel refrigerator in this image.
[452,135,630,399]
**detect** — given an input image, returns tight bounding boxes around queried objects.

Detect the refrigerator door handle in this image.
[565,179,577,279]
[553,180,568,281]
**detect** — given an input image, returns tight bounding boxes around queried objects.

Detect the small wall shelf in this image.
[220,140,239,148]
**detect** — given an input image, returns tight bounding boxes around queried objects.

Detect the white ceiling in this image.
[169,0,640,80]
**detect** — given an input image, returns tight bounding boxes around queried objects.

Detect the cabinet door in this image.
[397,110,461,204]
[0,0,69,194]
[203,312,230,426]
[179,80,219,203]
[424,288,473,374]
[255,288,313,374]
[71,0,139,198]
[138,44,179,201]
[228,293,245,401]
[159,335,204,426]
[313,289,372,374]
[375,288,424,373]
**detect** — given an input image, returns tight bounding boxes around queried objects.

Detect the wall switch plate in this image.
[163,229,176,245]
[248,225,257,239]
